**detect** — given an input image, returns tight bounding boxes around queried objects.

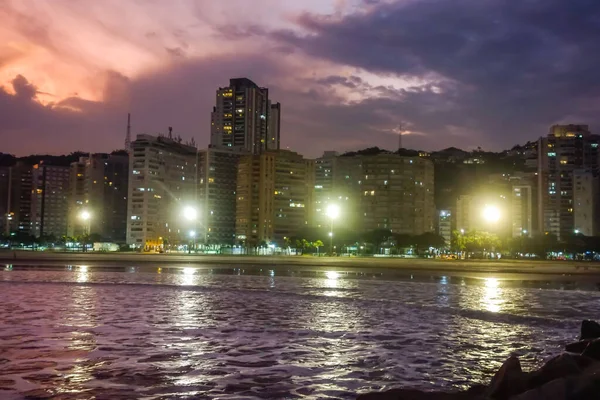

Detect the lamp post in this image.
[182,206,198,254]
[481,204,501,258]
[189,230,196,254]
[326,204,340,256]
[79,210,91,252]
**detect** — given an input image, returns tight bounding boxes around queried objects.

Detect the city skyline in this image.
[3,0,600,158]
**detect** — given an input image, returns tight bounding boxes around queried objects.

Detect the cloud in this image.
[12,74,38,99]
[269,0,600,149]
[3,0,600,158]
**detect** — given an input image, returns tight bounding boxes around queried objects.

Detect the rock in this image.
[566,340,592,354]
[582,339,600,361]
[580,320,600,341]
[485,356,528,399]
[528,353,592,388]
[356,385,486,400]
[511,367,600,400]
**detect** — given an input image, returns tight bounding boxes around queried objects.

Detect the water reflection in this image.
[482,278,504,313]
[181,267,196,286]
[77,265,89,283]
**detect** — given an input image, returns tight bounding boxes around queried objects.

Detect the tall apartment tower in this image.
[210,78,278,154]
[126,134,197,249]
[511,185,533,238]
[0,167,10,235]
[31,163,70,238]
[333,152,435,235]
[538,124,600,239]
[573,170,599,236]
[196,149,243,246]
[235,150,314,247]
[313,151,339,228]
[67,153,129,241]
[7,162,33,234]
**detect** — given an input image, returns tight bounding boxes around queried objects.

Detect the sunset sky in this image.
[2,0,599,157]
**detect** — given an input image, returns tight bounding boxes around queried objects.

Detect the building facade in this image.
[438,210,452,247]
[126,134,197,249]
[197,149,242,246]
[313,151,339,228]
[573,170,599,236]
[511,185,533,238]
[31,163,70,238]
[0,166,9,236]
[210,78,272,154]
[236,150,313,247]
[68,153,129,241]
[334,152,435,235]
[7,162,33,235]
[538,124,600,239]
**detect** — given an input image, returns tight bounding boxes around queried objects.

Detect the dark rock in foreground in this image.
[580,320,600,341]
[357,320,600,400]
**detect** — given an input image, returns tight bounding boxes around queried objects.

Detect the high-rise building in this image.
[573,170,599,236]
[267,102,281,151]
[455,194,474,233]
[7,162,33,235]
[335,152,435,235]
[236,150,313,247]
[210,78,272,154]
[511,185,533,238]
[126,134,197,249]
[31,163,70,238]
[538,124,600,239]
[67,153,129,241]
[456,193,510,235]
[438,210,452,247]
[313,151,339,228]
[0,167,9,236]
[197,149,242,246]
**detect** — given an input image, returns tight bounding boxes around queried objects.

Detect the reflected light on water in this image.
[324,271,340,291]
[181,267,196,286]
[326,271,340,280]
[482,277,504,313]
[77,266,89,283]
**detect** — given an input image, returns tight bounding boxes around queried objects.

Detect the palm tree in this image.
[313,240,324,256]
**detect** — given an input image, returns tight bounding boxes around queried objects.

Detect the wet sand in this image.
[2,250,600,276]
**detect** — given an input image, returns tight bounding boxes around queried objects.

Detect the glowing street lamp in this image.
[80,210,91,221]
[326,204,340,256]
[182,206,197,221]
[482,205,501,223]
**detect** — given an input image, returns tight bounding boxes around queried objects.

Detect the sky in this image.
[2,0,600,158]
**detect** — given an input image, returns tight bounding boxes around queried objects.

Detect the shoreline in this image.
[2,251,600,277]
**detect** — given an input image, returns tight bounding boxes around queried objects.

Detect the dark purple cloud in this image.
[3,0,600,158]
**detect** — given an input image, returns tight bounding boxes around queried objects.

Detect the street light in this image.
[482,205,501,223]
[188,230,196,254]
[326,204,340,256]
[182,206,197,221]
[80,210,91,222]
[181,206,198,254]
[79,210,91,252]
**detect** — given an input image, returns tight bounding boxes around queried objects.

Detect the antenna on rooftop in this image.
[125,113,131,151]
[397,123,405,151]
